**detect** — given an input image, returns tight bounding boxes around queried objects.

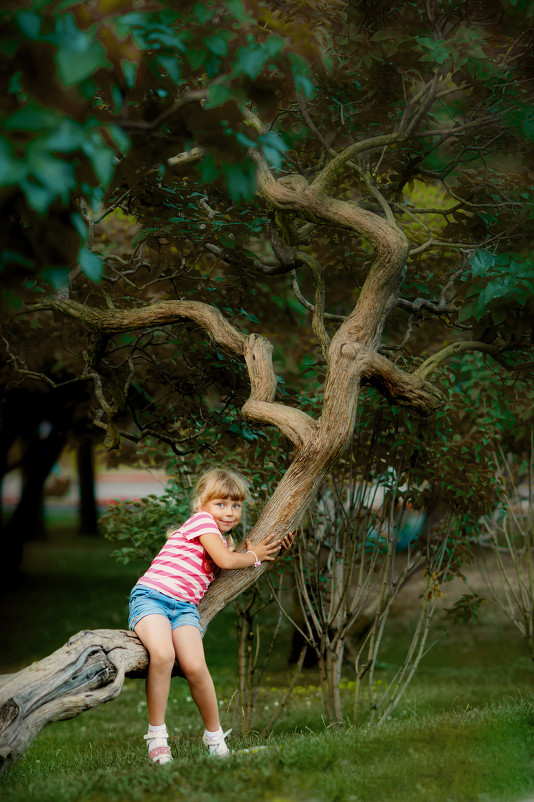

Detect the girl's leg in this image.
[172,625,220,732]
[135,614,175,725]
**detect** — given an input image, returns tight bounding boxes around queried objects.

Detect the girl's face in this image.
[202,497,242,534]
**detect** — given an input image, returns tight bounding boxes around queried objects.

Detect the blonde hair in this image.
[192,467,249,512]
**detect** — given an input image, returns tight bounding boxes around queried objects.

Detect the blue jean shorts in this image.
[128,584,202,633]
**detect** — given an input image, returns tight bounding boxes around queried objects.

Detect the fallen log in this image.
[0,628,169,775]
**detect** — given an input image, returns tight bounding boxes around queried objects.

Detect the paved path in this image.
[2,469,169,510]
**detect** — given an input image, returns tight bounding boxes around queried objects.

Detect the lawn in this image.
[1,517,534,802]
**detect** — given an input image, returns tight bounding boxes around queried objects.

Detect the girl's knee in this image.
[148,644,176,670]
[180,656,209,681]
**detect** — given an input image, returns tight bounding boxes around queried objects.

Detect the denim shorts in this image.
[128,584,202,633]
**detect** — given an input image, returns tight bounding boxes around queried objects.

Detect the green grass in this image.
[3,698,534,802]
[2,523,534,802]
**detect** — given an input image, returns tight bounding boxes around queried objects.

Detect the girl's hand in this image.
[245,534,281,563]
[245,532,295,563]
[279,531,295,552]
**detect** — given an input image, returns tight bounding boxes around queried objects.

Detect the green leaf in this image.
[78,247,103,283]
[240,308,259,322]
[207,83,234,107]
[82,134,115,186]
[259,131,288,168]
[204,34,228,58]
[27,145,76,201]
[121,60,138,89]
[8,70,23,95]
[225,0,249,22]
[187,47,208,70]
[41,267,70,289]
[0,139,27,185]
[156,55,180,84]
[236,131,257,148]
[457,302,473,323]
[71,212,87,242]
[198,153,221,183]
[264,35,285,57]
[108,124,131,155]
[290,55,315,98]
[0,250,35,270]
[45,119,85,151]
[470,250,496,276]
[4,103,60,132]
[484,279,508,304]
[20,180,54,214]
[53,15,109,86]
[146,28,187,52]
[415,36,451,65]
[194,3,215,24]
[16,10,41,39]
[114,12,150,34]
[235,44,266,79]
[222,159,257,201]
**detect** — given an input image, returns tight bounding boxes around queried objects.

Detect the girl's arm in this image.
[199,532,282,570]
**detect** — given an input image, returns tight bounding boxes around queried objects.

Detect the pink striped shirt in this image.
[137,511,227,605]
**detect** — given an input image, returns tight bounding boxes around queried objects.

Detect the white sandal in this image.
[144,727,173,765]
[202,727,232,757]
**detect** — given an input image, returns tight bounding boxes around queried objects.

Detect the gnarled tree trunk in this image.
[4,120,444,776]
[0,630,147,775]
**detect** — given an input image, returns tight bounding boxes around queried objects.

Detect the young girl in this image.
[128,467,286,763]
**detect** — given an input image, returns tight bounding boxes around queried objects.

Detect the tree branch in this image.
[357,348,442,415]
[248,147,409,349]
[310,133,406,195]
[119,91,208,132]
[290,271,346,322]
[295,252,331,359]
[241,334,317,449]
[167,146,205,168]
[416,341,534,379]
[22,299,247,358]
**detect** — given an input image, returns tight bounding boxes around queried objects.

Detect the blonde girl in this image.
[128,468,287,763]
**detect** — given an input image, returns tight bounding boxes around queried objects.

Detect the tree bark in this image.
[76,441,98,535]
[3,427,66,583]
[0,629,148,775]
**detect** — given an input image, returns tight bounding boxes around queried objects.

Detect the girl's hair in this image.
[192,468,249,512]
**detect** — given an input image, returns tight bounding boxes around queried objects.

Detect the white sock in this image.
[146,724,168,747]
[148,724,167,735]
[204,726,223,738]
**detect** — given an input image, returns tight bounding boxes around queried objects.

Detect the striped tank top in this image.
[137,511,227,605]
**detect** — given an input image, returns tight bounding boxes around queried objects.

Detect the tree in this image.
[4,2,534,600]
[2,0,534,767]
[0,0,325,566]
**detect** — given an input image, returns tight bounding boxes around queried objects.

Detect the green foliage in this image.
[99,484,190,565]
[2,0,534,556]
[460,250,534,327]
[0,0,319,285]
[101,435,290,565]
[444,593,486,624]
